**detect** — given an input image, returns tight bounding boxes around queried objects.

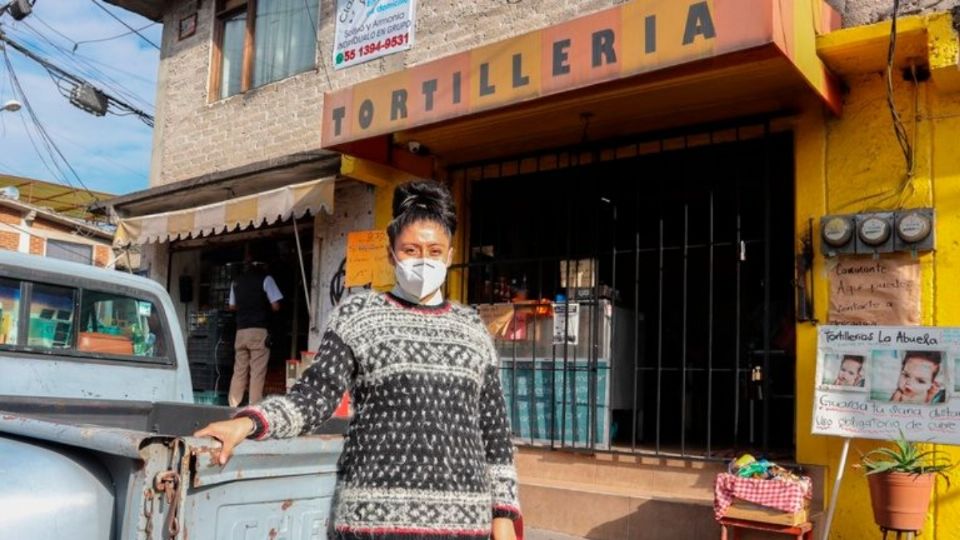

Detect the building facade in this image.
[104,0,960,538]
[0,194,113,267]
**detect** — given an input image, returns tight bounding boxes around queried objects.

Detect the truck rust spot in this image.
[281,499,294,511]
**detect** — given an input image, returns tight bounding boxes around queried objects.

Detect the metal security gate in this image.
[449,118,797,460]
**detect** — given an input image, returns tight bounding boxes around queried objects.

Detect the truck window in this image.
[28,284,76,349]
[0,278,20,345]
[78,290,167,359]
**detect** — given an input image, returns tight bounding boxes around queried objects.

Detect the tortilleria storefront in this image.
[323,2,960,537]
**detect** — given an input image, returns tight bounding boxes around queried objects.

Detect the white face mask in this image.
[393,253,448,301]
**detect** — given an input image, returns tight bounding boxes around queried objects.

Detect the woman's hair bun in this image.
[387,181,457,245]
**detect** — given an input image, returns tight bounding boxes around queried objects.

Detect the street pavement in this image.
[525,528,588,540]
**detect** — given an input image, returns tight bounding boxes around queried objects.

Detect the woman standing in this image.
[195,181,521,540]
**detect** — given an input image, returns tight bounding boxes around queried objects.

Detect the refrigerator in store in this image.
[487,298,639,449]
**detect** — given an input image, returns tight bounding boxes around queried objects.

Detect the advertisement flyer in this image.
[813,325,960,444]
[334,0,417,69]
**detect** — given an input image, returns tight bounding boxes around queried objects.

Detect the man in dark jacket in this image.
[227,253,283,407]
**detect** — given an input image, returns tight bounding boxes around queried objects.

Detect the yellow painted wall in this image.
[794,71,960,538]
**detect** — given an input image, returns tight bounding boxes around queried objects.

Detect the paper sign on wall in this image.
[828,254,920,326]
[813,325,960,445]
[553,303,579,346]
[345,230,394,288]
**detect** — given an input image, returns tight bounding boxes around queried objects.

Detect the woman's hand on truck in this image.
[193,417,256,465]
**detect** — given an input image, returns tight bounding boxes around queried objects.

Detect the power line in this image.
[0,30,154,126]
[32,13,156,50]
[90,0,159,50]
[10,23,154,113]
[75,21,157,48]
[1,42,99,204]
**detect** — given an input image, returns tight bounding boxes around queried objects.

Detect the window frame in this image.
[210,0,256,101]
[0,275,176,368]
[209,0,318,101]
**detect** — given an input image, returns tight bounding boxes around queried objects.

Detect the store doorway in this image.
[171,222,313,405]
[456,126,796,459]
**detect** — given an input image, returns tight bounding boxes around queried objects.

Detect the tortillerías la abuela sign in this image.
[321,0,839,147]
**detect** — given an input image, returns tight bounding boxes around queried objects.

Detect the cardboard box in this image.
[724,499,809,526]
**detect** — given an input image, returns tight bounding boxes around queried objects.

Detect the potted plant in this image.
[861,433,953,531]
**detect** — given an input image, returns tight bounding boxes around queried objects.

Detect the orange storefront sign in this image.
[321,0,840,147]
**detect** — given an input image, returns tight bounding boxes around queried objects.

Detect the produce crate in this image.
[190,363,233,392]
[724,499,809,527]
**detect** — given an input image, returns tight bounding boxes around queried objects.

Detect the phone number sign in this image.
[334,0,417,70]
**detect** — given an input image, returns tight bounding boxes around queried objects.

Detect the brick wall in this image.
[153,0,610,186]
[825,0,960,26]
[94,245,111,267]
[0,206,20,225]
[152,0,958,187]
[29,236,44,255]
[0,231,19,252]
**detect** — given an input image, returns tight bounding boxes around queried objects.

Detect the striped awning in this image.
[114,177,335,246]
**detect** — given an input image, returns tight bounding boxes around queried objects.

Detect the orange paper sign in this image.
[828,254,920,326]
[345,231,394,288]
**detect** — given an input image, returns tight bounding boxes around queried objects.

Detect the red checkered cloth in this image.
[714,473,812,521]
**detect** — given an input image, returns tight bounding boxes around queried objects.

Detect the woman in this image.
[195,181,521,540]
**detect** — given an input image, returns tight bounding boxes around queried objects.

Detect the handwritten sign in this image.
[813,325,960,445]
[828,254,920,325]
[345,230,394,288]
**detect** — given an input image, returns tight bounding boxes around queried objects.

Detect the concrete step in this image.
[515,447,826,540]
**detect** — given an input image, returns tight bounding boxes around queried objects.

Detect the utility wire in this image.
[1,42,101,210]
[11,23,154,113]
[90,0,159,50]
[33,14,156,50]
[0,30,154,126]
[886,0,914,178]
[74,22,156,48]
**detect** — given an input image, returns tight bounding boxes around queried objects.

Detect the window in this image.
[0,278,21,346]
[28,284,76,350]
[79,290,167,359]
[46,240,93,265]
[212,0,317,100]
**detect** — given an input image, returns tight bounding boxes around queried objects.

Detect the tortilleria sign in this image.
[321,0,840,147]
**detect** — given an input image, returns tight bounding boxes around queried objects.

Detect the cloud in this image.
[0,2,160,197]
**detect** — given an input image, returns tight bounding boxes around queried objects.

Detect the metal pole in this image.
[821,438,852,540]
[291,214,313,315]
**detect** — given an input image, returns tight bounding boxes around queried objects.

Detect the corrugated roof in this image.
[0,174,113,220]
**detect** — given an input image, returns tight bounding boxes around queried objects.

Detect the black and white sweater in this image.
[237,291,521,540]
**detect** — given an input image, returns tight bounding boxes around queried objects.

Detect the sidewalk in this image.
[525,528,588,540]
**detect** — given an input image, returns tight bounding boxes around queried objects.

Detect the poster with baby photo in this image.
[819,352,868,392]
[868,349,948,405]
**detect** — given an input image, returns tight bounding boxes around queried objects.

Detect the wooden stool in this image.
[880,528,919,540]
[718,517,814,540]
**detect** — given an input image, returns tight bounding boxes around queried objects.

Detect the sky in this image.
[0,1,160,196]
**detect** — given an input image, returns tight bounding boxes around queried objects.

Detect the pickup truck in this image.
[0,250,346,539]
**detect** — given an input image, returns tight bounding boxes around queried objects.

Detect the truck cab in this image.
[0,250,192,402]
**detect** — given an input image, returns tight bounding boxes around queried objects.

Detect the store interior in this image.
[458,131,798,456]
[174,223,314,404]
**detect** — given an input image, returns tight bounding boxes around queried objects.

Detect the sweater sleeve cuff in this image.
[493,504,522,520]
[234,407,270,440]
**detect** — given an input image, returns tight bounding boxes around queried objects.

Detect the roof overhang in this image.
[92,151,341,218]
[817,12,960,92]
[322,0,842,166]
[103,0,167,22]
[0,197,112,240]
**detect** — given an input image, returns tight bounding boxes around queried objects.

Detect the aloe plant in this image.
[862,433,953,484]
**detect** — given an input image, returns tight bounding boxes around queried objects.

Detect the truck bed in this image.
[1,396,348,539]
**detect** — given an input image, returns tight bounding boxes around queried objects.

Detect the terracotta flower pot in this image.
[867,472,934,531]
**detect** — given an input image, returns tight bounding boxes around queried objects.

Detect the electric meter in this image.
[858,216,891,246]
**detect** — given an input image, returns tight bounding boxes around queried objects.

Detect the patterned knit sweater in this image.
[237,291,521,540]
